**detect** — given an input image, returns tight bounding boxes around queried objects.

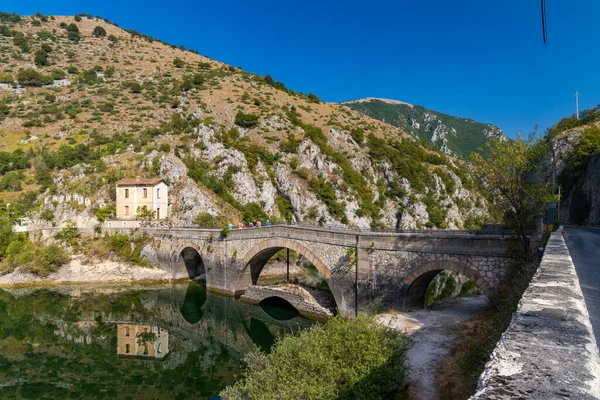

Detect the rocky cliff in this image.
[560,153,600,226]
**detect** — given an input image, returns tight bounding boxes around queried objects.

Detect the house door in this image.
[156,207,160,220]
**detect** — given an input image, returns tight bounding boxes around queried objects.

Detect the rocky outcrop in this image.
[239,284,333,321]
[560,153,600,226]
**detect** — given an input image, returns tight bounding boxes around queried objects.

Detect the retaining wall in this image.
[470,227,600,399]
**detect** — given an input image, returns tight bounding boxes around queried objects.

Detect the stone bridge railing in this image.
[471,227,600,399]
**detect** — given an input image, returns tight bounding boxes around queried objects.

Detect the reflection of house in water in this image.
[117,324,169,359]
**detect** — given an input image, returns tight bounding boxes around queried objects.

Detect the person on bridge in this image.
[228,222,233,230]
[238,222,244,229]
[256,220,261,227]
[248,221,254,228]
[265,219,271,226]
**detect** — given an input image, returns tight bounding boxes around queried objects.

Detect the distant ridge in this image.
[344,98,506,158]
[343,98,414,108]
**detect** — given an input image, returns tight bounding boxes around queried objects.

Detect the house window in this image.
[125,327,130,337]
[125,206,129,216]
[125,344,130,354]
[143,188,147,198]
[157,188,160,199]
[124,188,129,199]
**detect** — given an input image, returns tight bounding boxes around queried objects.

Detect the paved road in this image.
[563,227,600,345]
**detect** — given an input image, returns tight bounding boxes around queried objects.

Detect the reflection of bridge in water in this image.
[100,283,312,360]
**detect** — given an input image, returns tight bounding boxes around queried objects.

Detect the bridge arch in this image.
[402,259,491,309]
[235,238,339,310]
[177,245,206,281]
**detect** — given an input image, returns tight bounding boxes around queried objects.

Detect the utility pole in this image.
[575,91,580,119]
[286,248,290,282]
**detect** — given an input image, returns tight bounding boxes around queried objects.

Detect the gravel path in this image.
[377,295,488,400]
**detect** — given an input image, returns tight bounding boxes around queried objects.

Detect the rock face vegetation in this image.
[0,12,498,233]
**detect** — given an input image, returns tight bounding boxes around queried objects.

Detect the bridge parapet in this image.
[126,224,513,255]
[471,227,600,399]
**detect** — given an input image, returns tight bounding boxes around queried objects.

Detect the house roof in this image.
[116,178,165,186]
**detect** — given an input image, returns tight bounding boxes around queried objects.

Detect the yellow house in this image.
[116,324,169,359]
[115,178,168,220]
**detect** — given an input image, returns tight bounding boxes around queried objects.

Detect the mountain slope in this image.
[0,12,497,230]
[344,98,506,158]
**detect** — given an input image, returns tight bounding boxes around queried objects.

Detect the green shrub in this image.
[279,133,301,153]
[3,239,69,276]
[0,103,9,119]
[37,30,52,40]
[308,176,346,220]
[351,127,365,144]
[108,34,118,42]
[41,43,53,53]
[234,111,259,128]
[34,50,49,66]
[307,93,320,103]
[0,171,23,191]
[13,32,30,53]
[77,69,100,84]
[104,233,149,265]
[17,68,51,86]
[222,315,410,400]
[50,69,65,80]
[92,26,106,37]
[74,15,82,22]
[194,212,218,227]
[125,81,142,93]
[0,72,13,84]
[158,143,170,152]
[92,205,115,223]
[66,65,78,74]
[173,57,184,68]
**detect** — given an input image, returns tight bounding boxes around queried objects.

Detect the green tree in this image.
[1,171,23,192]
[0,218,15,258]
[221,316,410,400]
[136,206,156,221]
[92,26,106,37]
[471,134,549,253]
[66,23,80,42]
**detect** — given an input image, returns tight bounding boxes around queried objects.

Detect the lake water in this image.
[0,282,312,399]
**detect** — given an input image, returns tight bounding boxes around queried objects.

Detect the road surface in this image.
[563,227,600,345]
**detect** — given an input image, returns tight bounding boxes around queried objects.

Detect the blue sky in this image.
[3,0,598,138]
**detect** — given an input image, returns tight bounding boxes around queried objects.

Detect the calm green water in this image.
[0,282,312,399]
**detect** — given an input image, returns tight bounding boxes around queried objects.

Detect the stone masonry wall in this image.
[470,227,600,399]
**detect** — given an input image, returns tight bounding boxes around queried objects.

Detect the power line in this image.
[541,0,548,44]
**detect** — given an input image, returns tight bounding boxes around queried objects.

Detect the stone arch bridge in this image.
[105,224,516,317]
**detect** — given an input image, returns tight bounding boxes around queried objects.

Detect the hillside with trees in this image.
[345,98,507,158]
[0,12,499,235]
